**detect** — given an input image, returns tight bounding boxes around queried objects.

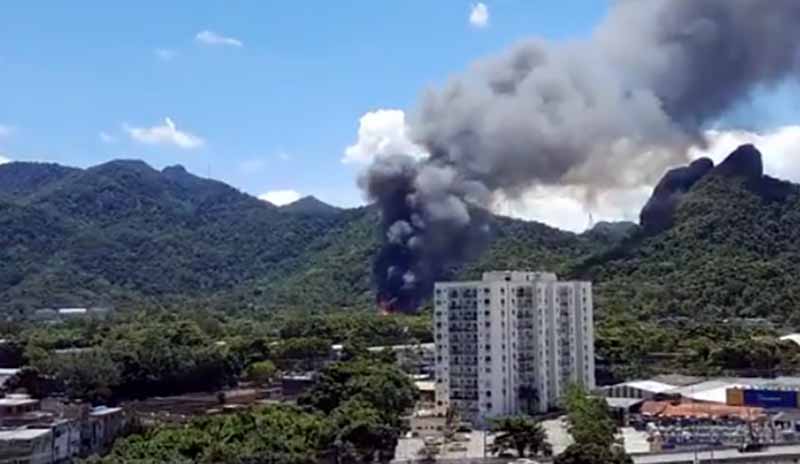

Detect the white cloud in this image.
[0,125,15,138]
[124,118,205,150]
[689,125,800,182]
[259,189,302,206]
[195,30,243,48]
[0,154,10,165]
[469,3,489,28]
[278,152,291,161]
[155,48,178,61]
[343,109,427,165]
[493,125,800,232]
[495,185,651,233]
[99,131,117,143]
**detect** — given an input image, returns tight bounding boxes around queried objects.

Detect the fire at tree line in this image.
[5,139,800,462]
[2,0,800,461]
[0,143,798,464]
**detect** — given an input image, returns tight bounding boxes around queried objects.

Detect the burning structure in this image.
[361,0,800,313]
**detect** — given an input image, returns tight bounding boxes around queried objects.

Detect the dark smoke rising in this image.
[362,0,800,312]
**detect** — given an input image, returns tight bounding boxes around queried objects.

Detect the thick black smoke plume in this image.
[362,0,800,312]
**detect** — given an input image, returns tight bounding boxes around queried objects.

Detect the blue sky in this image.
[1,1,798,230]
[0,0,610,207]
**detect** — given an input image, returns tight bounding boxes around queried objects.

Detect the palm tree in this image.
[490,415,552,458]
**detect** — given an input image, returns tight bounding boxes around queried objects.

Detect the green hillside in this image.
[4,144,800,343]
[0,160,598,314]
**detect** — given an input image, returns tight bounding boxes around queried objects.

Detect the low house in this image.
[0,428,53,464]
[0,394,41,418]
[281,374,315,400]
[409,410,446,438]
[415,380,436,409]
[49,418,82,462]
[83,406,125,453]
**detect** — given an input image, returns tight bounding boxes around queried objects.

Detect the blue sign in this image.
[743,389,797,409]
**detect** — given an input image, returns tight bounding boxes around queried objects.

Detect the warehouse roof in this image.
[623,380,676,394]
[641,399,764,421]
[0,429,51,440]
[605,397,644,409]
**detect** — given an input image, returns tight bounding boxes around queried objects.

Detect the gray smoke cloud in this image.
[363,0,800,312]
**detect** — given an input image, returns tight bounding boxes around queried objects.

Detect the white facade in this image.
[433,271,595,425]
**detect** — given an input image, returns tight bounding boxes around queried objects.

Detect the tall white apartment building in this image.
[433,271,594,425]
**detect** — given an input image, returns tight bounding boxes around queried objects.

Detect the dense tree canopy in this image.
[94,353,418,463]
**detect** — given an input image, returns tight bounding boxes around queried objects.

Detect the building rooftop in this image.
[0,395,39,407]
[58,308,87,315]
[649,374,705,387]
[481,271,558,282]
[641,399,764,421]
[414,381,436,392]
[90,406,122,416]
[0,428,51,440]
[605,397,645,409]
[281,374,314,381]
[367,343,435,352]
[623,380,676,394]
[53,347,94,355]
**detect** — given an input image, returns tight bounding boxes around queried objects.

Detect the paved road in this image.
[394,431,492,461]
[633,444,800,463]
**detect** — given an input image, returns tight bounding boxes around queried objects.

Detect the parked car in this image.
[738,442,766,453]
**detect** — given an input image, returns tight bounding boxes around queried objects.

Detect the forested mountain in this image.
[574,145,800,326]
[2,144,800,333]
[0,159,599,314]
[0,160,350,312]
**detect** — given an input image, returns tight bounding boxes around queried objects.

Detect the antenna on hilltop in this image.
[587,211,594,229]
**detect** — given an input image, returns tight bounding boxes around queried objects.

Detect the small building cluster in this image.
[600,375,800,451]
[0,394,125,463]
